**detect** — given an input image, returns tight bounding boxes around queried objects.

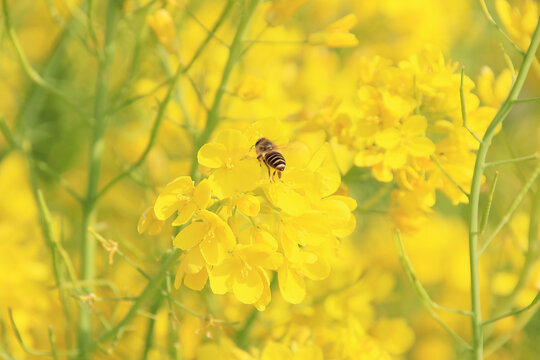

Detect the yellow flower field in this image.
[1,0,540,359]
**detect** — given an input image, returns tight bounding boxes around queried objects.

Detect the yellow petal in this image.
[280,231,300,261]
[278,264,305,304]
[183,247,205,274]
[183,268,208,291]
[173,222,206,250]
[193,179,211,210]
[232,269,264,304]
[254,269,272,311]
[375,128,401,149]
[236,194,260,217]
[197,210,237,250]
[295,345,324,360]
[198,143,226,168]
[210,160,260,199]
[302,255,330,280]
[261,342,293,360]
[327,195,357,211]
[266,182,309,216]
[372,163,393,182]
[407,137,436,157]
[154,176,194,220]
[172,201,197,226]
[354,149,384,167]
[174,266,185,289]
[494,69,512,103]
[326,14,358,32]
[253,230,278,250]
[200,236,226,266]
[215,129,251,161]
[402,115,427,136]
[385,148,407,169]
[209,258,236,294]
[236,76,265,101]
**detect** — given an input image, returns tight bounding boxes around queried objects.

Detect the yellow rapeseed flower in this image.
[173,210,236,266]
[235,76,265,101]
[137,207,165,235]
[496,0,539,50]
[209,244,283,310]
[154,176,211,226]
[147,8,178,54]
[198,129,260,199]
[308,14,359,48]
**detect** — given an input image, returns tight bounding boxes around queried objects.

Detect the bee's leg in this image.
[265,162,272,181]
[277,170,282,181]
[257,155,263,167]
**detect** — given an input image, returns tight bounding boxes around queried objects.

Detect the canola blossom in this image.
[1,0,540,360]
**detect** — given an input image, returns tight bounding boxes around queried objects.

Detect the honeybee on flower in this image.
[255,137,286,181]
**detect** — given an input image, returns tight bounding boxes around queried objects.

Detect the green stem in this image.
[483,174,540,342]
[478,161,540,255]
[484,152,540,167]
[189,0,261,177]
[90,250,181,353]
[183,0,234,73]
[479,171,499,235]
[467,17,540,360]
[482,290,540,326]
[24,149,75,353]
[97,64,183,198]
[140,294,165,360]
[78,1,121,356]
[48,327,59,360]
[394,231,472,349]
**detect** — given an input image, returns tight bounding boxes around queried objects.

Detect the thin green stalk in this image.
[431,155,469,196]
[190,0,261,177]
[512,96,540,104]
[484,152,540,167]
[478,0,524,55]
[1,0,85,117]
[48,327,59,360]
[8,309,78,358]
[394,231,473,350]
[81,250,181,355]
[478,161,540,255]
[24,148,74,352]
[460,67,482,143]
[482,290,540,326]
[0,116,16,149]
[484,300,540,356]
[140,294,165,360]
[97,64,183,198]
[166,272,181,360]
[78,1,121,356]
[467,17,540,360]
[184,0,234,73]
[479,171,499,235]
[88,229,234,324]
[484,176,540,342]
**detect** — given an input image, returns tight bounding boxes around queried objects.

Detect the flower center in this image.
[225,157,235,169]
[176,194,191,202]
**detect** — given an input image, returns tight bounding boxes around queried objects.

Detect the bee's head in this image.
[255,137,273,154]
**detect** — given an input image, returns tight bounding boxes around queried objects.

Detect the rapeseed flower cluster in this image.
[3,0,540,359]
[296,48,509,230]
[141,126,356,310]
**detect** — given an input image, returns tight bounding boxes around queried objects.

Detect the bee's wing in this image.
[276,141,312,168]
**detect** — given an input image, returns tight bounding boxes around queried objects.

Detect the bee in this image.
[254,137,286,181]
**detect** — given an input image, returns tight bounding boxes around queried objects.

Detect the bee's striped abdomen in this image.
[264,151,286,171]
